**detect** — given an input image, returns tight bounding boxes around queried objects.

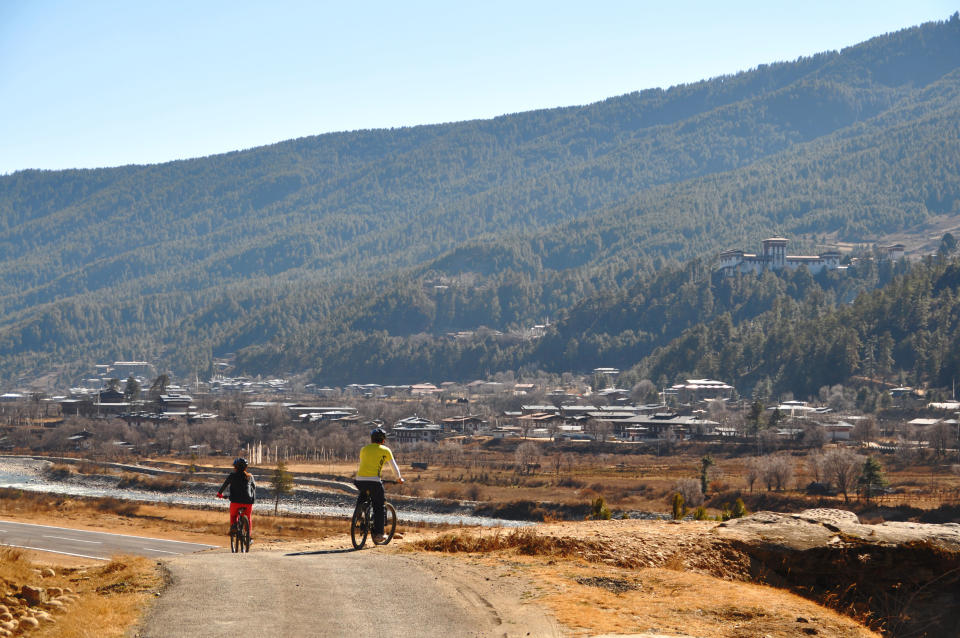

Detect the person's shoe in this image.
[373,534,386,543]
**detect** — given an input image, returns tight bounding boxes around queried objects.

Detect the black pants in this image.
[355,480,386,535]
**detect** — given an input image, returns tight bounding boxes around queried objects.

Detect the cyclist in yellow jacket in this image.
[356,427,404,543]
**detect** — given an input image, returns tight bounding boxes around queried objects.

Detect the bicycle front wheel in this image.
[350,504,369,549]
[237,514,251,553]
[373,503,397,545]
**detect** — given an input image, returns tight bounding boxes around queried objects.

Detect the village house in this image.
[390,415,442,444]
[409,383,442,396]
[665,379,735,404]
[289,405,360,425]
[440,415,487,434]
[607,412,719,441]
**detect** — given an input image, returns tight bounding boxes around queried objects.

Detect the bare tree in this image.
[514,442,541,474]
[893,430,917,467]
[631,380,657,405]
[819,384,855,412]
[850,418,879,447]
[758,427,781,453]
[761,455,794,492]
[806,451,825,483]
[929,422,953,457]
[707,399,729,426]
[744,457,763,493]
[673,478,704,507]
[802,424,826,449]
[821,447,863,502]
[438,440,464,467]
[594,420,613,442]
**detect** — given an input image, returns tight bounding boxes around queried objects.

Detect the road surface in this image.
[139,548,562,637]
[0,519,215,560]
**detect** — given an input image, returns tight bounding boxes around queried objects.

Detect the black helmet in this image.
[370,427,386,443]
[233,457,248,471]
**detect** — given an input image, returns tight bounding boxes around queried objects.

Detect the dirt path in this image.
[137,547,563,638]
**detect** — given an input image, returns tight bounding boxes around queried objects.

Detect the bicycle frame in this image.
[230,508,251,553]
[350,483,397,549]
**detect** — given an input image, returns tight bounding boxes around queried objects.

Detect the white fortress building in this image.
[717,237,842,276]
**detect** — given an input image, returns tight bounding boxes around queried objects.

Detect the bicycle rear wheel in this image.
[237,514,251,553]
[350,503,369,549]
[373,503,397,545]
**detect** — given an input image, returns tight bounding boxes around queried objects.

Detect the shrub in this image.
[672,493,685,520]
[591,496,611,520]
[731,498,748,519]
[693,506,709,520]
[116,473,182,493]
[95,498,140,517]
[44,464,75,480]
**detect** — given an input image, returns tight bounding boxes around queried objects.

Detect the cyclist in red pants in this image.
[217,457,256,537]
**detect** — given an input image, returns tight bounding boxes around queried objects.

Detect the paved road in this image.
[139,549,562,637]
[0,519,215,560]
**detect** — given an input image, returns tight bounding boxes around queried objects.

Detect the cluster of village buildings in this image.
[4,355,956,452]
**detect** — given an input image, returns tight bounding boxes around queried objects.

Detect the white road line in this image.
[146,549,181,554]
[0,519,215,548]
[43,535,102,544]
[0,543,108,561]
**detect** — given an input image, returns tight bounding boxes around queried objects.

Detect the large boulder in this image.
[715,509,960,637]
[717,508,960,551]
[18,586,45,607]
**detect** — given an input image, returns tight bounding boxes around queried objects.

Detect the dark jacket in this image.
[218,470,256,504]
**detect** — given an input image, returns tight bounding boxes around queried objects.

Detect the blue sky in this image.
[1,1,955,174]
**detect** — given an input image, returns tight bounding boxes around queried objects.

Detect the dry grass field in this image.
[1,446,956,637]
[211,445,960,518]
[408,522,882,637]
[0,547,161,638]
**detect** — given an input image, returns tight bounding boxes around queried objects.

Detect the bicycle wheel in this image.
[373,503,397,545]
[350,502,369,549]
[229,523,239,553]
[237,514,251,553]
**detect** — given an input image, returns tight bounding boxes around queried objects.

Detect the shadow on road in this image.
[285,548,358,556]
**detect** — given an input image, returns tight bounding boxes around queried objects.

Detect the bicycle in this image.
[350,480,397,549]
[230,507,251,553]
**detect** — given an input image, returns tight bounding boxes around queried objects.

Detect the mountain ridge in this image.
[0,15,959,387]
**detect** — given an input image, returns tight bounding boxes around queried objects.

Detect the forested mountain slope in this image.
[634,253,960,401]
[0,15,958,386]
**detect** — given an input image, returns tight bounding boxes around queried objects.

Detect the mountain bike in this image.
[230,507,251,553]
[351,480,397,549]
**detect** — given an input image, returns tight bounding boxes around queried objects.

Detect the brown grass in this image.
[409,520,887,636]
[412,527,605,559]
[262,447,960,514]
[535,563,880,638]
[116,473,182,492]
[0,487,349,548]
[0,548,162,638]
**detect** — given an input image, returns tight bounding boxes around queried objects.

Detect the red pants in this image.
[230,503,253,532]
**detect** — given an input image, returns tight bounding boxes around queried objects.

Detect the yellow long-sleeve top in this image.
[356,443,402,482]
